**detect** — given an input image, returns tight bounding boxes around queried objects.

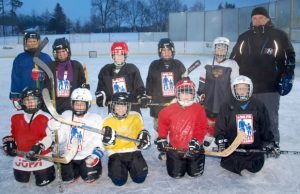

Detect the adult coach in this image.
[230,7,296,147]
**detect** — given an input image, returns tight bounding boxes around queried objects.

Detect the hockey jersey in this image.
[56,111,104,160]
[198,58,239,115]
[95,63,145,113]
[45,60,86,114]
[10,52,52,99]
[158,103,207,149]
[146,59,186,117]
[214,97,274,149]
[102,111,143,156]
[11,110,54,171]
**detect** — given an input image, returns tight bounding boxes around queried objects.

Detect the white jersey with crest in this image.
[57,110,104,160]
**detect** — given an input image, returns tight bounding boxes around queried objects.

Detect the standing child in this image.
[2,88,55,186]
[95,41,146,114]
[197,37,239,137]
[46,37,86,114]
[156,79,207,178]
[146,38,186,141]
[10,30,52,110]
[214,75,278,175]
[48,88,116,183]
[102,92,151,186]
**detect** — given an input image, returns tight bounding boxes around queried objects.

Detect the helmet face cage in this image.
[231,76,253,102]
[213,37,230,63]
[110,92,131,120]
[175,80,196,107]
[20,88,42,114]
[158,38,175,58]
[23,31,40,52]
[52,38,71,60]
[71,88,92,115]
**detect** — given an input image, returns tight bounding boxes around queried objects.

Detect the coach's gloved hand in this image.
[155,138,168,152]
[215,135,228,151]
[95,91,106,107]
[137,94,151,108]
[137,129,151,150]
[102,126,116,145]
[2,135,17,156]
[263,142,280,158]
[26,143,45,161]
[85,147,104,168]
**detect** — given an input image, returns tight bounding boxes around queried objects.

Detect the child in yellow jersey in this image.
[102,92,151,186]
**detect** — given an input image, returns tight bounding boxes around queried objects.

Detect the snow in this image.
[0,55,300,194]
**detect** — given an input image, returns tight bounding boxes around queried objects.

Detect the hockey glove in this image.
[155,138,168,152]
[187,138,205,157]
[215,135,228,151]
[48,119,61,131]
[263,142,280,158]
[12,98,22,110]
[102,126,116,145]
[137,129,151,150]
[81,83,90,90]
[2,135,17,156]
[137,94,151,108]
[85,147,104,168]
[278,62,295,96]
[95,91,107,107]
[26,143,45,161]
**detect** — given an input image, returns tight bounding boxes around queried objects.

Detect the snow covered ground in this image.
[0,55,299,194]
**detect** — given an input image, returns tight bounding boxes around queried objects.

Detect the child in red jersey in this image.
[2,88,55,186]
[156,79,208,178]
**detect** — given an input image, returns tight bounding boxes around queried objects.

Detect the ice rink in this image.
[0,55,299,194]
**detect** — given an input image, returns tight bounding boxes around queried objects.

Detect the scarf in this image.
[57,60,73,81]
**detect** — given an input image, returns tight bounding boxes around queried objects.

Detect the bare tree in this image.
[190,0,205,11]
[148,0,183,32]
[91,0,118,32]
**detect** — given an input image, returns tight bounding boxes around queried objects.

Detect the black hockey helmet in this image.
[23,30,40,52]
[111,92,131,120]
[158,38,175,58]
[20,88,43,114]
[52,37,71,60]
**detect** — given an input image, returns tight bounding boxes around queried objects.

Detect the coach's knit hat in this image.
[251,7,269,18]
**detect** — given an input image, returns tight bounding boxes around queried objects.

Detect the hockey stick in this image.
[182,60,201,78]
[163,132,245,157]
[34,37,49,57]
[15,138,79,164]
[231,148,300,155]
[42,88,140,144]
[33,56,56,108]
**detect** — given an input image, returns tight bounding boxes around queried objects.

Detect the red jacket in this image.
[158,102,208,149]
[11,112,51,155]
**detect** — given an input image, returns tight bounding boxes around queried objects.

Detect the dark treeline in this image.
[0,0,234,35]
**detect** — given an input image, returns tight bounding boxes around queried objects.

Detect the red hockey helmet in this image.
[175,79,196,107]
[111,42,129,56]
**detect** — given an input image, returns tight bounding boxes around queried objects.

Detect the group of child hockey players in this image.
[3,6,293,187]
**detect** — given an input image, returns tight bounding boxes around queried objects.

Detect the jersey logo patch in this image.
[161,72,175,96]
[56,71,70,97]
[211,67,224,78]
[68,126,84,151]
[112,77,127,93]
[236,114,254,144]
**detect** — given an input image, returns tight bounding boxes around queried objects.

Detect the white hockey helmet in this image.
[175,79,196,107]
[213,37,230,63]
[71,88,93,115]
[231,75,253,101]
